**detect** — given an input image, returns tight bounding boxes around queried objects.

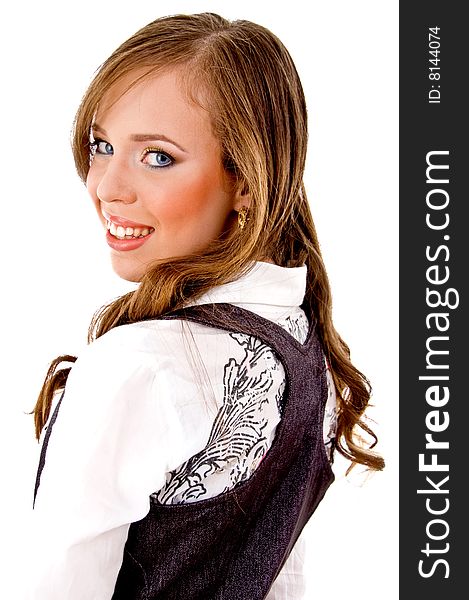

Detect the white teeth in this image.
[107,220,154,239]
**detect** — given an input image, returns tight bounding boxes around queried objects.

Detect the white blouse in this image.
[24,262,336,600]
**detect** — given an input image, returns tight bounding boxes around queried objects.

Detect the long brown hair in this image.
[33,13,384,471]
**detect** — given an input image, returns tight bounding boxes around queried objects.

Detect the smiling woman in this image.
[25,12,384,600]
[86,69,245,281]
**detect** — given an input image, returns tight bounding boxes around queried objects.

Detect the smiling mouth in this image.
[106,220,155,240]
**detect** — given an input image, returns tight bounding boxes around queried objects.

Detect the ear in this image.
[232,182,252,212]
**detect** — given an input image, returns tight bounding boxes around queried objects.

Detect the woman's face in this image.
[86,69,238,282]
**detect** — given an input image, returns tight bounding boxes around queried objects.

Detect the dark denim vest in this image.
[35,303,334,599]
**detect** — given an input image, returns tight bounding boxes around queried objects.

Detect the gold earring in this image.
[238,206,249,230]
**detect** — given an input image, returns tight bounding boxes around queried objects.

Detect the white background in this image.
[0,1,398,597]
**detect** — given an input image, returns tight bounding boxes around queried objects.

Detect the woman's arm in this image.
[24,332,187,599]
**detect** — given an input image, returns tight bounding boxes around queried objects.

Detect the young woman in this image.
[28,12,384,599]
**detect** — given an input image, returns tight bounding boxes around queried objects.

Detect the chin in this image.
[110,257,145,283]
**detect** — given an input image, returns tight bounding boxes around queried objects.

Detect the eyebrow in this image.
[91,123,188,153]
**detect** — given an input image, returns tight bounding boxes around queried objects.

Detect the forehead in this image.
[93,68,215,146]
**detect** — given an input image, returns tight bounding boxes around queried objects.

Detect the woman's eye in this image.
[90,139,113,156]
[143,149,174,168]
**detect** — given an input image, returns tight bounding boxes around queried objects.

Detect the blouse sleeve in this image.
[24,331,188,600]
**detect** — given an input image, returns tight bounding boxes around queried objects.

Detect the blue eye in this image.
[89,138,113,157]
[143,148,174,169]
[89,138,112,155]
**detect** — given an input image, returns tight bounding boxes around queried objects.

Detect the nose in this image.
[94,157,137,206]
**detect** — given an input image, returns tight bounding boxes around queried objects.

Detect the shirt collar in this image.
[189,261,307,308]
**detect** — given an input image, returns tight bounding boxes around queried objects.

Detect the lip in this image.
[105,229,154,252]
[101,209,154,229]
[101,210,155,252]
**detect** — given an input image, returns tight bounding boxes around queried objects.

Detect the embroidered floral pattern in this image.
[153,312,337,505]
[153,333,283,504]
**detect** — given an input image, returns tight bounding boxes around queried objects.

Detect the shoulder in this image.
[74,318,195,372]
[66,317,241,406]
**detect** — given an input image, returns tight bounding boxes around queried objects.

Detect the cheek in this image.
[156,172,232,226]
[86,170,95,198]
[86,171,104,220]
